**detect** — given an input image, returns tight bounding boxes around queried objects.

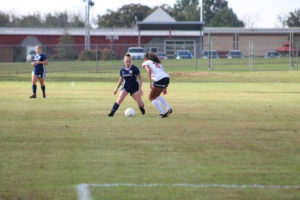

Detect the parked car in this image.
[265,51,280,58]
[156,52,168,60]
[202,50,219,59]
[26,50,36,62]
[227,50,244,59]
[176,50,192,59]
[127,47,145,60]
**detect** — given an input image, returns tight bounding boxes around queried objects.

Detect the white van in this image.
[26,46,36,61]
[127,47,145,60]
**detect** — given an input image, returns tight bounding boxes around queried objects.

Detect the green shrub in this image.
[100,48,119,60]
[78,50,97,61]
[78,48,119,61]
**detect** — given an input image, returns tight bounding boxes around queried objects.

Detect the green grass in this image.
[0,61,300,200]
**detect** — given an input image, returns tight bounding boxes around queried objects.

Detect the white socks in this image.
[157,96,171,110]
[152,96,171,114]
[152,98,165,114]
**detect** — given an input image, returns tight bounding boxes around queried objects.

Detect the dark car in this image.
[227,50,244,59]
[202,50,219,59]
[265,51,280,58]
[176,50,192,59]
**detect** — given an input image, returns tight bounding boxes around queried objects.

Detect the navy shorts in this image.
[121,83,139,95]
[153,77,169,88]
[32,67,46,79]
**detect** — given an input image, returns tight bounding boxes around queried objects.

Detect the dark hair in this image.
[124,53,131,58]
[144,52,161,63]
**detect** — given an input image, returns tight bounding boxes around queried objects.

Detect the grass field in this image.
[0,60,300,200]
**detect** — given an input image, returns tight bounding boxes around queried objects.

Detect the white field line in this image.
[76,183,300,200]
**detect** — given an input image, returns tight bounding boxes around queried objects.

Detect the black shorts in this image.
[121,83,139,95]
[153,77,169,88]
[32,67,46,79]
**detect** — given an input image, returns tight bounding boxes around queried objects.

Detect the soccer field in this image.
[0,61,300,200]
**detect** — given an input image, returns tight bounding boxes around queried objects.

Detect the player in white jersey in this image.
[142,52,172,118]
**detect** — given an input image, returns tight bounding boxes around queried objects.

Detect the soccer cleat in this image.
[29,94,36,98]
[167,108,173,115]
[158,113,168,118]
[43,94,46,98]
[107,111,115,117]
[140,107,145,115]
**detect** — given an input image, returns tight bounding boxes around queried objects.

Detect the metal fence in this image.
[0,40,299,72]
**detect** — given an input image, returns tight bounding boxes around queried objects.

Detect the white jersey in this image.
[142,60,169,82]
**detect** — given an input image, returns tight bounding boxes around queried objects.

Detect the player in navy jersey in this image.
[108,53,145,117]
[29,45,48,98]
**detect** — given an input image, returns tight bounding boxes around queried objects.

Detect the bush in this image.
[100,48,119,60]
[78,50,97,61]
[78,48,119,61]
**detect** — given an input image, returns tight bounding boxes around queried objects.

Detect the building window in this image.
[164,40,195,58]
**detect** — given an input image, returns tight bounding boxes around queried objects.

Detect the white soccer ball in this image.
[124,108,136,117]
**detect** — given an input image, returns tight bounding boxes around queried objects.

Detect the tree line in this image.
[0,11,84,27]
[0,0,299,28]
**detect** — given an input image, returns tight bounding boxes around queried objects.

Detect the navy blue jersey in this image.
[120,65,140,86]
[34,53,47,70]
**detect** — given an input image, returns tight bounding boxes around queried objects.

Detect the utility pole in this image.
[199,0,203,59]
[200,0,203,22]
[83,0,94,51]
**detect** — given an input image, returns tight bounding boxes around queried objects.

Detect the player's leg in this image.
[30,74,38,98]
[131,92,145,115]
[153,78,172,116]
[149,87,167,117]
[157,89,172,115]
[149,86,164,101]
[108,90,128,117]
[38,78,46,98]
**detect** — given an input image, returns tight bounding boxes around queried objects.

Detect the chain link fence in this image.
[0,40,299,73]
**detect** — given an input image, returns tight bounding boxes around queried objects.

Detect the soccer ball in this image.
[124,108,136,117]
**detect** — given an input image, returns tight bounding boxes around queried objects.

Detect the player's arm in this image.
[163,87,167,95]
[113,77,123,95]
[144,65,153,89]
[36,59,48,65]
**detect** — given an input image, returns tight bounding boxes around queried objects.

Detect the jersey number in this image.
[153,62,160,68]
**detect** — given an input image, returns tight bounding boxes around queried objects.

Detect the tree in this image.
[173,0,199,21]
[202,0,228,24]
[70,15,84,27]
[0,11,84,28]
[0,12,10,27]
[209,7,244,27]
[44,12,84,27]
[56,31,77,60]
[97,4,151,28]
[172,0,243,27]
[11,14,42,27]
[285,8,300,27]
[184,2,200,21]
[173,0,228,23]
[45,12,69,27]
